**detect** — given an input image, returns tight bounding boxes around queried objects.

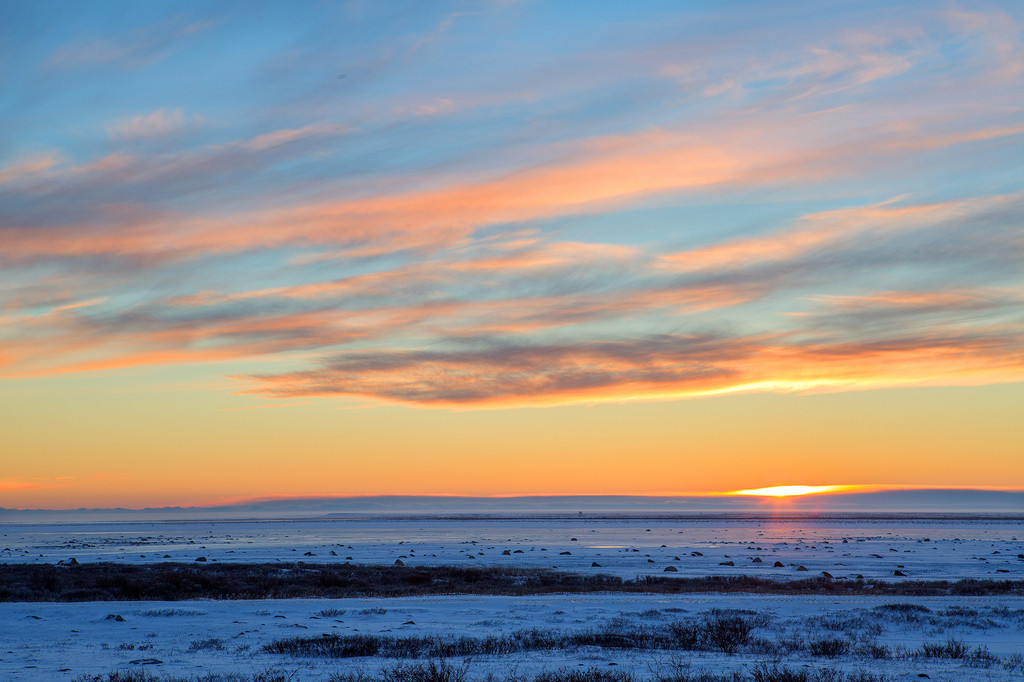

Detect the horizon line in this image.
[3,485,1023,513]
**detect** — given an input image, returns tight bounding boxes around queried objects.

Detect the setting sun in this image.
[0,0,1022,512]
[732,485,853,497]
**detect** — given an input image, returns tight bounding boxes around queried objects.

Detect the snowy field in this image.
[1,515,1022,681]
[3,592,1023,681]
[2,515,1022,581]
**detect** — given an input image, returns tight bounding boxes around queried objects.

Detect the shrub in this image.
[873,603,930,613]
[703,614,755,654]
[749,663,809,682]
[854,642,890,659]
[843,673,890,682]
[668,620,703,649]
[532,670,635,682]
[871,603,930,624]
[968,644,996,667]
[376,660,470,682]
[809,637,850,657]
[188,638,225,651]
[920,638,969,659]
[74,673,179,682]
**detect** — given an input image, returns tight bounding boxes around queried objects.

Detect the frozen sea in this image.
[2,514,1022,581]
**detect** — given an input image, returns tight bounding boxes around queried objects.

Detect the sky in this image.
[1,1,1022,509]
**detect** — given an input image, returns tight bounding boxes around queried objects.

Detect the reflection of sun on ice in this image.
[732,485,850,497]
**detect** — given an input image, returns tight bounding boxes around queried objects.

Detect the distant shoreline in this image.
[3,511,1024,526]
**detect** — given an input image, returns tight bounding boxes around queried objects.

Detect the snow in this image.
[3,592,1023,680]
[2,516,1022,581]
[2,516,1022,680]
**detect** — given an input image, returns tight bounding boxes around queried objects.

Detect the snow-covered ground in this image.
[2,592,1023,680]
[2,516,1022,680]
[2,516,1022,580]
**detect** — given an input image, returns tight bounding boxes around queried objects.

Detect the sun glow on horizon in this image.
[732,485,853,497]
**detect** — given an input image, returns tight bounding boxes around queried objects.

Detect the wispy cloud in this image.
[0,152,64,186]
[47,17,215,70]
[2,0,1022,414]
[107,108,204,140]
[0,477,75,493]
[4,117,1008,267]
[244,325,1023,407]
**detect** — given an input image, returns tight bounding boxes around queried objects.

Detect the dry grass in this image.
[3,562,1021,602]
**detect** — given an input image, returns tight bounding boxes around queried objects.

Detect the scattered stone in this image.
[773,561,785,568]
[105,614,125,622]
[796,566,808,571]
[719,561,734,566]
[751,557,762,563]
[502,550,511,555]
[394,559,404,566]
[195,556,207,562]
[894,570,907,577]
[691,551,703,557]
[821,571,833,579]
[592,562,602,567]
[664,565,678,572]
[559,551,571,555]
[130,659,163,665]
[403,621,416,625]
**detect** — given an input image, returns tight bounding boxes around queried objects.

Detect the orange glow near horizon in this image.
[2,4,1024,510]
[732,485,855,497]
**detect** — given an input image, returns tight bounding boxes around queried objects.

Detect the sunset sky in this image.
[2,1,1022,509]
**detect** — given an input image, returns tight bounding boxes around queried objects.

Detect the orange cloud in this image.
[5,104,1021,271]
[659,192,1022,270]
[0,152,64,186]
[0,477,74,493]
[0,122,860,265]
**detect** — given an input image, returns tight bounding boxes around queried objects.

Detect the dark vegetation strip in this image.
[261,615,1004,664]
[74,661,896,682]
[2,562,1022,602]
[263,613,766,658]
